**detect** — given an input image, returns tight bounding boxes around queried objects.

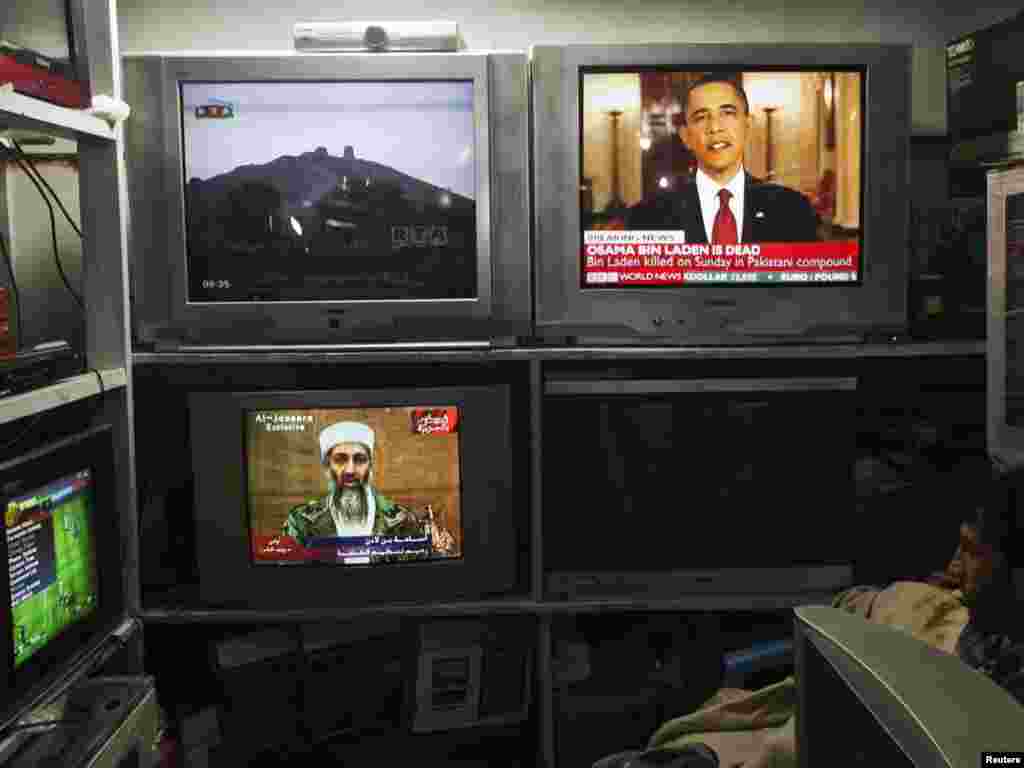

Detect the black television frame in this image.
[0,426,125,726]
[531,43,911,345]
[189,385,518,609]
[123,51,531,349]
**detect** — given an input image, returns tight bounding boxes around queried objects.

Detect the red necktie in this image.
[712,188,738,245]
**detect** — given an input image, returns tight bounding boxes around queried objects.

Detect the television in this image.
[531,44,911,345]
[542,375,858,603]
[188,385,520,609]
[794,605,1022,766]
[987,164,1024,468]
[122,51,530,349]
[0,426,125,727]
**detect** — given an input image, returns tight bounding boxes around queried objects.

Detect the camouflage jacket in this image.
[282,487,424,546]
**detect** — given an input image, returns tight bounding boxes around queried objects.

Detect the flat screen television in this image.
[794,605,1022,766]
[123,51,530,349]
[532,44,910,345]
[188,385,519,609]
[0,426,125,727]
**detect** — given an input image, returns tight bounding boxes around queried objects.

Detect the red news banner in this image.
[583,230,859,286]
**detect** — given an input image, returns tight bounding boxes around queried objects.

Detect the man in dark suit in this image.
[628,75,819,243]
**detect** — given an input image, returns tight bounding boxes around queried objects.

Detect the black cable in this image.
[10,140,82,238]
[1,719,84,736]
[0,146,83,310]
[0,227,22,352]
[89,368,105,396]
[0,413,46,456]
[0,631,129,736]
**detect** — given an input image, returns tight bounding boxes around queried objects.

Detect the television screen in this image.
[246,406,463,566]
[580,68,863,288]
[6,469,99,669]
[180,80,478,304]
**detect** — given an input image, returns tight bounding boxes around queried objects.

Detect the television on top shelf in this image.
[122,51,530,349]
[188,385,520,609]
[0,426,125,727]
[531,43,911,345]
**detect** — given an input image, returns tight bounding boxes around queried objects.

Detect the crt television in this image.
[987,164,1024,468]
[794,605,1022,766]
[0,426,125,727]
[532,44,910,345]
[123,51,530,349]
[543,374,857,603]
[188,385,519,609]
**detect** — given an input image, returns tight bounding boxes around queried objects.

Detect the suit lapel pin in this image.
[755,211,766,218]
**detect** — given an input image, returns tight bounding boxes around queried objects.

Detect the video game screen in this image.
[6,470,99,669]
[246,406,463,565]
[580,68,864,287]
[180,80,478,303]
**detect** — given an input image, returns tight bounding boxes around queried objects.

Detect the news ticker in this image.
[581,231,861,286]
[586,270,858,285]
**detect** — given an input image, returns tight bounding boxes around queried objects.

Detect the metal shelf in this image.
[130,339,985,366]
[0,367,127,426]
[139,592,833,623]
[141,595,540,624]
[0,88,116,142]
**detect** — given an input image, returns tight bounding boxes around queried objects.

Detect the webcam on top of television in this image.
[293,20,459,52]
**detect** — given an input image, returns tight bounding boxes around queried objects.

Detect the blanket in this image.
[643,582,973,768]
[647,678,797,768]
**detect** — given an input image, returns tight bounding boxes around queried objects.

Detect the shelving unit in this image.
[0,87,116,142]
[0,0,141,727]
[0,9,991,766]
[0,367,126,426]
[130,342,988,768]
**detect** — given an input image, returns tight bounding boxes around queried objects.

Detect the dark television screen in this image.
[180,80,478,303]
[580,68,864,288]
[6,469,99,669]
[246,406,463,566]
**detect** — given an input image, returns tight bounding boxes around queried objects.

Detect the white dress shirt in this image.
[695,166,746,243]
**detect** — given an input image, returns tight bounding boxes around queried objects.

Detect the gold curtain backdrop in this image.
[582,69,863,235]
[245,407,462,550]
[582,72,644,212]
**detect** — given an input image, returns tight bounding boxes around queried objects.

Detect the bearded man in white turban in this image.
[282,421,454,553]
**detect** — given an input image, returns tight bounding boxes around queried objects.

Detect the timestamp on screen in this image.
[201,279,232,289]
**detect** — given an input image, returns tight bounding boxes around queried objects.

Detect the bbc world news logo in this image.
[982,753,1024,765]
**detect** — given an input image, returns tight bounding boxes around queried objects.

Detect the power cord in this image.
[1,720,84,736]
[0,142,83,309]
[9,140,82,238]
[0,227,22,351]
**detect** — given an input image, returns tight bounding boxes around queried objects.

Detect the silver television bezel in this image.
[124,50,531,347]
[531,43,911,345]
[986,163,1024,467]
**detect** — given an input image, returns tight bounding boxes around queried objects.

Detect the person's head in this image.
[319,422,375,492]
[945,465,1016,610]
[678,75,752,185]
[946,517,1002,600]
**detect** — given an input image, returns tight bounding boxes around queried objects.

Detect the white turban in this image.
[319,422,375,464]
